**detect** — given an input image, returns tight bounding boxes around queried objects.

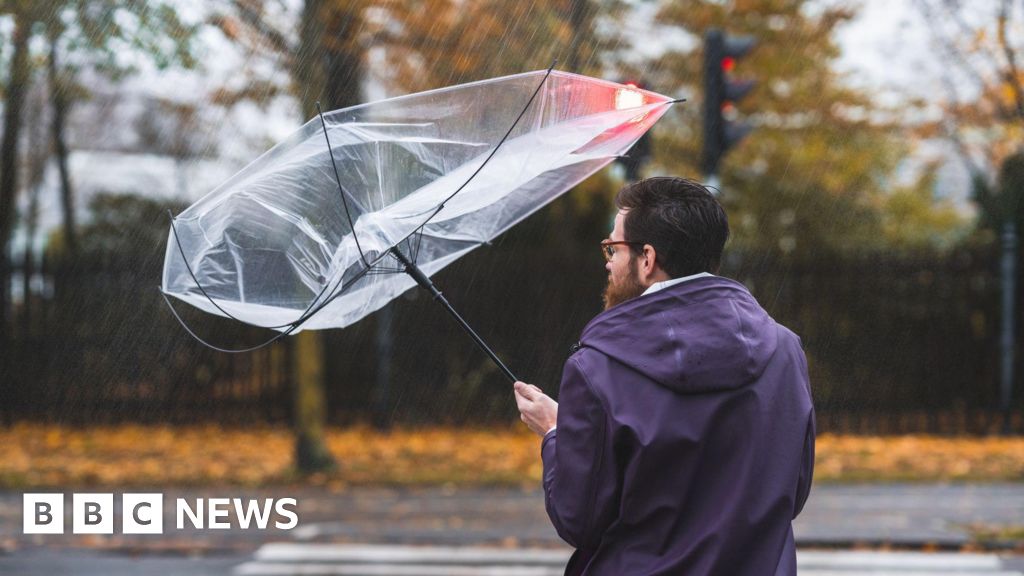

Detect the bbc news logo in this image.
[23,493,298,534]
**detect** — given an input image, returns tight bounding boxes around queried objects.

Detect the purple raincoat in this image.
[541,275,815,575]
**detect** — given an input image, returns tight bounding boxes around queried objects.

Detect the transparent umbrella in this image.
[161,66,680,379]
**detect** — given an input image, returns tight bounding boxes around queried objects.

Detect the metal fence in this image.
[0,241,1017,434]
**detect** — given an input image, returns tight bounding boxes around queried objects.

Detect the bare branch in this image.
[914,0,1011,117]
[939,74,989,181]
[228,0,293,56]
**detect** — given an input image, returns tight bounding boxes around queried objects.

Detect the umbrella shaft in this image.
[390,248,517,384]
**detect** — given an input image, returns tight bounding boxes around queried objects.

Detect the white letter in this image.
[275,498,298,530]
[176,498,203,529]
[208,498,230,529]
[123,494,163,534]
[233,499,273,530]
[73,493,113,534]
[23,494,63,534]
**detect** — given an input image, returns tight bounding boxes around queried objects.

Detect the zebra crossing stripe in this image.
[235,544,1023,576]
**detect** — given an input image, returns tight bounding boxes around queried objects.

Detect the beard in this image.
[602,257,646,310]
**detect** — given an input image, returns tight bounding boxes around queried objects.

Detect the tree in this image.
[0,0,198,366]
[0,5,34,362]
[877,164,968,250]
[135,98,217,198]
[209,0,373,472]
[914,0,1024,235]
[20,75,52,337]
[47,25,76,255]
[207,0,624,447]
[376,0,613,93]
[653,0,959,254]
[208,0,617,466]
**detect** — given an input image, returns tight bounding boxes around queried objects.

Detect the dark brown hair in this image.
[615,177,729,277]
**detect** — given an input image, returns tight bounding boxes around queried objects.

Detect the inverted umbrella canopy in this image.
[162,69,677,349]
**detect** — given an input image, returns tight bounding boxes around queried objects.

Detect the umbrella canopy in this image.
[161,70,676,334]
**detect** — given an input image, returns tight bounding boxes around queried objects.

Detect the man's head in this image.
[602,177,729,310]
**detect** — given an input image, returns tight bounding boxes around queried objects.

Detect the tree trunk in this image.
[49,33,76,255]
[566,0,591,72]
[23,92,48,341]
[319,1,364,113]
[292,329,336,473]
[296,0,327,120]
[295,0,364,117]
[287,0,368,475]
[0,13,32,356]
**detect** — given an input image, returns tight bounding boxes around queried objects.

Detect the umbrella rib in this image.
[158,288,300,353]
[412,229,424,263]
[316,101,371,269]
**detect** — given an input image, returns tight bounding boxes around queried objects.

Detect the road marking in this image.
[237,564,563,576]
[253,543,570,565]
[234,544,1024,576]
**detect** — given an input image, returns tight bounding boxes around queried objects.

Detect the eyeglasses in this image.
[600,240,644,262]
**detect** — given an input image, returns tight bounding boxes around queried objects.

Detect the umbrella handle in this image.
[390,247,518,384]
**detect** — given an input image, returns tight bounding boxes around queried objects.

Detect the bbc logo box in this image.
[23,494,63,534]
[24,493,164,535]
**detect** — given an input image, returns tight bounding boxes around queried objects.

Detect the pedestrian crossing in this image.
[233,544,1024,576]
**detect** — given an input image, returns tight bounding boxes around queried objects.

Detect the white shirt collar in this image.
[641,272,714,296]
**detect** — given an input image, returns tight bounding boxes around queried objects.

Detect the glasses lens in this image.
[602,244,614,261]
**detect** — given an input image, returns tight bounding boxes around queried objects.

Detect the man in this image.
[514,177,815,575]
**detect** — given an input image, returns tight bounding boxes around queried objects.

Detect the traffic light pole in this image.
[1001,221,1017,435]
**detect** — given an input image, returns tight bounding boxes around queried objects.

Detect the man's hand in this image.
[514,381,558,437]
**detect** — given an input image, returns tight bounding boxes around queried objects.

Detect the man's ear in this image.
[640,244,658,279]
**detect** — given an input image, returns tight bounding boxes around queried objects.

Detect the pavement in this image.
[0,484,1021,574]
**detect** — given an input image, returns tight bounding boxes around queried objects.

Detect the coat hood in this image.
[579,275,779,394]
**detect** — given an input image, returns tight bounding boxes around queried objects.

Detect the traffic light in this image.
[702,29,756,181]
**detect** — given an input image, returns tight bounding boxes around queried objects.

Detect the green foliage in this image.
[878,166,969,250]
[41,0,199,79]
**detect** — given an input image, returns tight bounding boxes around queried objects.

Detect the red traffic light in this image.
[722,57,735,72]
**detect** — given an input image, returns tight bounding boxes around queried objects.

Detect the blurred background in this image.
[0,0,1022,573]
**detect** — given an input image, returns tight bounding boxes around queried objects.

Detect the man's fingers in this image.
[514,381,535,400]
[513,389,533,412]
[513,391,526,409]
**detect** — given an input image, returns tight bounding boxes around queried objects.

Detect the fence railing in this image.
[0,244,1018,434]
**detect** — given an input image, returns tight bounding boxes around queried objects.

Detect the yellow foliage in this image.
[815,434,1024,483]
[0,425,1021,488]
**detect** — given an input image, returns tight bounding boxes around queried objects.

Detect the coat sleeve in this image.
[793,409,815,518]
[541,355,618,550]
[793,343,816,519]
